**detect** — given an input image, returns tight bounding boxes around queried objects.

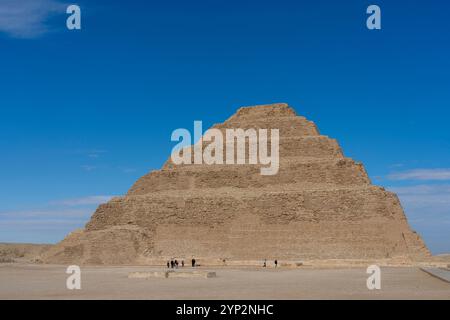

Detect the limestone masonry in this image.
[43,103,430,265]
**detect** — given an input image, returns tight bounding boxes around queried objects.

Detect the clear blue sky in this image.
[0,0,449,254]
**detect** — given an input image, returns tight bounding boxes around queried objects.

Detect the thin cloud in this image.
[387,168,450,181]
[50,195,114,206]
[87,149,107,159]
[0,0,66,38]
[390,184,450,195]
[69,149,108,157]
[0,213,88,243]
[388,184,450,254]
[0,208,92,219]
[388,184,450,207]
[0,196,112,242]
[81,165,97,171]
[0,195,114,225]
[120,167,137,174]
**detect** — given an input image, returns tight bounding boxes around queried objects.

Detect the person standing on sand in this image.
[275,260,278,268]
[263,259,267,267]
[167,261,170,268]
[181,260,184,267]
[192,258,196,267]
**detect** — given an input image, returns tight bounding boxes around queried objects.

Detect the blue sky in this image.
[0,0,449,254]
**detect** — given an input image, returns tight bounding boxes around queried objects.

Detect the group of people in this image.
[166,258,278,268]
[263,259,278,268]
[167,258,196,269]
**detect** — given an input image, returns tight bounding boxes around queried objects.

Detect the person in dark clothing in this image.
[192,258,196,267]
[274,260,278,268]
[181,260,184,267]
[166,261,170,268]
[263,259,267,267]
[170,260,174,268]
[175,260,179,268]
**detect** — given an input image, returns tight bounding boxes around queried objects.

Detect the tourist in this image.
[181,260,184,267]
[175,260,179,268]
[166,261,170,268]
[263,259,267,267]
[170,260,174,268]
[275,260,278,268]
[192,258,196,267]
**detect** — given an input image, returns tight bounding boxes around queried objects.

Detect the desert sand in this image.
[0,263,449,300]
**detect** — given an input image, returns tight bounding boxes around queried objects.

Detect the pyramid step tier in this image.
[226,103,297,121]
[213,116,319,136]
[166,135,343,168]
[131,158,369,195]
[73,185,429,262]
[89,186,405,231]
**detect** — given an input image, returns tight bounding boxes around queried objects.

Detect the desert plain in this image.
[1,243,450,300]
[1,262,450,300]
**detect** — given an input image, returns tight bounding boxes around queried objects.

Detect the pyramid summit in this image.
[43,103,430,265]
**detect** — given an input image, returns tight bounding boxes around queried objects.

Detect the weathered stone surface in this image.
[43,103,430,265]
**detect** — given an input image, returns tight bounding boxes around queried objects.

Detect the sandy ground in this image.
[0,264,449,300]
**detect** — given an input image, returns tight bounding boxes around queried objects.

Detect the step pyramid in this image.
[43,103,430,265]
